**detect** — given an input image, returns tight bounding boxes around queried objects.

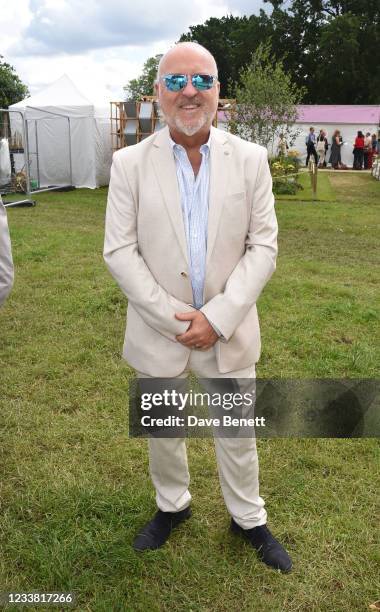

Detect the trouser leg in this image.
[136,371,191,513]
[148,436,191,512]
[189,349,267,528]
[214,435,267,528]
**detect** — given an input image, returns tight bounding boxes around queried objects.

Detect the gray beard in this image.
[175,121,204,136]
[163,109,211,137]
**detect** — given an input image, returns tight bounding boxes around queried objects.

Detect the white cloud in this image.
[9,46,155,105]
[2,0,266,106]
[10,0,203,56]
[0,0,33,57]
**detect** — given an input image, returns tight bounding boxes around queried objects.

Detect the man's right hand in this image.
[175,311,219,350]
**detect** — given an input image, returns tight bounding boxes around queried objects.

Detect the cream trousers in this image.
[136,347,267,529]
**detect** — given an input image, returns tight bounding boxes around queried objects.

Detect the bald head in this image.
[157,42,218,81]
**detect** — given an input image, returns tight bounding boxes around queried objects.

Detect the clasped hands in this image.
[175,310,218,350]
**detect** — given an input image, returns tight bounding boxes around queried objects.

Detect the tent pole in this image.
[23,114,31,196]
[35,119,40,189]
[68,117,73,186]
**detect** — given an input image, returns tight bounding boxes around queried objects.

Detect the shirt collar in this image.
[169,130,211,156]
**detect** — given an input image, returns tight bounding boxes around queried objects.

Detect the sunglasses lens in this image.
[162,74,215,91]
[192,74,214,90]
[164,75,187,91]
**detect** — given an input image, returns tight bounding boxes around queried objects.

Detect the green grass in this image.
[0,174,379,611]
[275,170,336,202]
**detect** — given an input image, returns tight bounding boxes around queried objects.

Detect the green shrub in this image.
[273,178,304,195]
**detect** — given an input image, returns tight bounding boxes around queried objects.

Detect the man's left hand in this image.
[175,311,218,350]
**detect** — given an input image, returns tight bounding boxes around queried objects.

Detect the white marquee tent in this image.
[10,75,112,189]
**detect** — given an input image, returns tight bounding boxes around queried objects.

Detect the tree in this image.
[178,1,380,103]
[179,15,272,97]
[123,54,163,100]
[227,43,304,150]
[265,0,380,103]
[315,13,361,103]
[0,56,29,108]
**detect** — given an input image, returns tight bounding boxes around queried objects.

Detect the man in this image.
[305,126,318,167]
[0,195,14,306]
[104,42,291,572]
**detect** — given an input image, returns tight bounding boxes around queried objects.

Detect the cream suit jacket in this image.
[0,197,14,307]
[104,125,278,376]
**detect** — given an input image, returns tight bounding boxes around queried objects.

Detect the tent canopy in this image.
[10,75,111,188]
[12,74,93,118]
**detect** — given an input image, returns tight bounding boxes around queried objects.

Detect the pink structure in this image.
[217,105,380,127]
[296,105,380,125]
[217,105,380,165]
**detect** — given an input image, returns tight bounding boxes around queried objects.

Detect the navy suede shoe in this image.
[231,519,292,573]
[133,507,192,551]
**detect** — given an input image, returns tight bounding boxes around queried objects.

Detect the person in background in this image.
[0,194,14,306]
[316,129,328,168]
[363,132,373,169]
[353,131,364,170]
[329,130,343,169]
[305,127,318,166]
[277,133,289,157]
[371,133,379,156]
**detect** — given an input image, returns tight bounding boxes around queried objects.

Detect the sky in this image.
[1,0,267,106]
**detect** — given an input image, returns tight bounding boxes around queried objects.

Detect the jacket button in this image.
[181,271,188,277]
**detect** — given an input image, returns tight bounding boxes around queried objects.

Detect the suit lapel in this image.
[151,126,189,265]
[207,126,230,266]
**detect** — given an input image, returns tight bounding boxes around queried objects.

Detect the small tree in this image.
[228,43,304,150]
[123,54,162,100]
[0,56,29,108]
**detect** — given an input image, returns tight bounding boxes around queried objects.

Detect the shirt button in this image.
[180,271,188,277]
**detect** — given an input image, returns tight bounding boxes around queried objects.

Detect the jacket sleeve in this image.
[200,148,278,341]
[103,153,194,342]
[0,200,14,307]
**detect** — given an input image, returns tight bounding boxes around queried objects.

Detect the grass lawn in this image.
[275,170,336,202]
[0,173,379,611]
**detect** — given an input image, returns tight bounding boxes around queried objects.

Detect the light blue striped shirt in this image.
[170,134,211,309]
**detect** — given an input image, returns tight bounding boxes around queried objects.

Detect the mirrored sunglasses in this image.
[161,74,217,92]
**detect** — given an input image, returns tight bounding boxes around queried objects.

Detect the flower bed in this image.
[270,151,303,195]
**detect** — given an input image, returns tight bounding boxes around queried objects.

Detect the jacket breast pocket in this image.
[225,191,246,203]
